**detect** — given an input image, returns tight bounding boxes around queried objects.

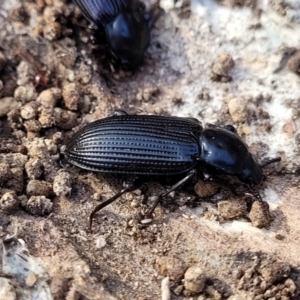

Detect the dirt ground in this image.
[0,0,300,299]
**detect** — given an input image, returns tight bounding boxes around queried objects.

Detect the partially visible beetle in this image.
[73,0,150,69]
[65,112,281,230]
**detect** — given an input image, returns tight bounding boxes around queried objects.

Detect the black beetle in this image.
[65,112,280,230]
[73,0,150,69]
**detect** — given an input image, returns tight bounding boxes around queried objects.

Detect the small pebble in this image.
[25,158,43,179]
[212,53,234,77]
[43,6,61,23]
[284,278,297,295]
[25,272,37,287]
[184,265,206,293]
[95,236,107,249]
[0,192,20,214]
[6,167,24,194]
[20,101,39,119]
[130,199,139,208]
[62,83,81,111]
[24,119,41,133]
[227,96,247,123]
[0,163,13,183]
[156,256,187,282]
[218,198,247,219]
[275,233,285,240]
[0,97,18,117]
[52,132,63,144]
[194,180,219,198]
[136,86,159,102]
[248,201,269,228]
[14,85,37,103]
[54,108,77,130]
[128,219,135,227]
[0,153,28,168]
[44,139,58,153]
[241,125,251,135]
[43,22,61,41]
[37,88,61,107]
[25,138,57,158]
[39,106,54,128]
[53,170,72,196]
[26,179,53,197]
[260,262,291,284]
[26,195,53,215]
[140,218,153,224]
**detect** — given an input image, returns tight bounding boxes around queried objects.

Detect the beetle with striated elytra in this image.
[65,112,281,230]
[73,0,151,69]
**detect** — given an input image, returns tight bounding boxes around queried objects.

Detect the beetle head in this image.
[200,127,264,186]
[241,156,281,186]
[106,11,150,69]
[239,155,264,186]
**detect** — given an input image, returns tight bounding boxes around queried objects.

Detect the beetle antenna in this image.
[260,157,281,168]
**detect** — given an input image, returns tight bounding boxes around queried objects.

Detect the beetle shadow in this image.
[89,173,219,218]
[204,278,233,299]
[268,207,289,234]
[68,169,290,232]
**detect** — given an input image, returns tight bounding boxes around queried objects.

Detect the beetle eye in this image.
[138,2,146,12]
[223,125,237,133]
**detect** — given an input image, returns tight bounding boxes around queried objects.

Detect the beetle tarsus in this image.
[87,177,142,232]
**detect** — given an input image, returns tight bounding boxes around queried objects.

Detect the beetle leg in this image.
[146,169,197,216]
[87,177,143,231]
[205,123,238,134]
[260,157,281,168]
[111,110,129,117]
